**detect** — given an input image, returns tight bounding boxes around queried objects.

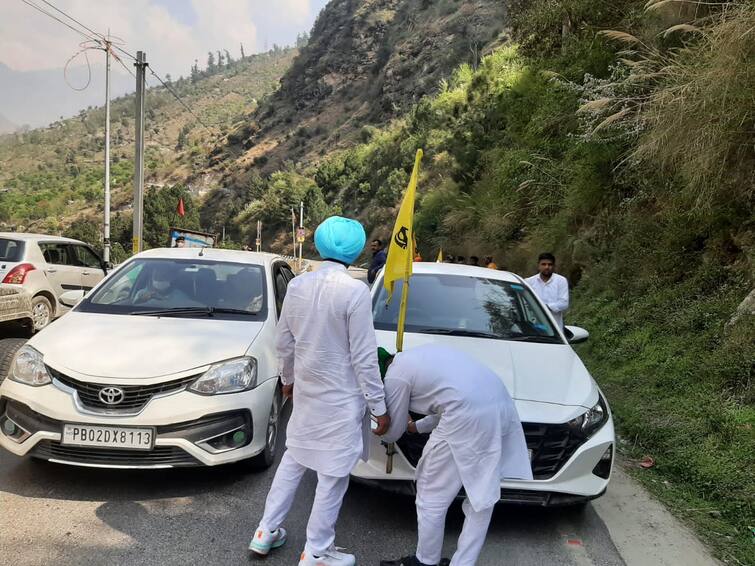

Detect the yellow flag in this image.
[384,149,423,351]
[436,248,443,263]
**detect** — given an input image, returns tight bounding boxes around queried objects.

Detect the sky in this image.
[0,0,329,127]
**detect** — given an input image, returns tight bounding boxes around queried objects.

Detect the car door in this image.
[38,242,82,298]
[71,244,106,291]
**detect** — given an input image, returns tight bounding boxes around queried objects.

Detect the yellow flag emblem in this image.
[384,149,423,351]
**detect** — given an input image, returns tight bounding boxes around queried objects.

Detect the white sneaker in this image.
[248,526,287,556]
[298,547,356,566]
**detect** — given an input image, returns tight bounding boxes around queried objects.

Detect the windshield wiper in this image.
[416,328,503,339]
[132,306,257,317]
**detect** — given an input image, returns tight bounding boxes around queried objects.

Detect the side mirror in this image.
[59,289,86,308]
[564,325,589,344]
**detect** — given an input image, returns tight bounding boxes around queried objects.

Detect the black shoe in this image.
[380,556,435,566]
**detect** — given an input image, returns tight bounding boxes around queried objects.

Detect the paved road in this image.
[0,402,626,566]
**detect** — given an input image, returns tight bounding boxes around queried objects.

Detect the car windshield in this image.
[372,274,561,343]
[0,238,24,262]
[78,258,268,319]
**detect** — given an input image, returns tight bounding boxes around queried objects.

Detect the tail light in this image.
[2,263,36,284]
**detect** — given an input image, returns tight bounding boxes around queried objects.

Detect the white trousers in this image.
[415,442,495,566]
[259,450,350,556]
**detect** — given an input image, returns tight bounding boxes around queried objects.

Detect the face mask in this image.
[153,280,170,291]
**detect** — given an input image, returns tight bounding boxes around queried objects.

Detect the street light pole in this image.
[298,201,304,270]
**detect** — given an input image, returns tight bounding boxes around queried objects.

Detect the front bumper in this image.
[0,376,278,468]
[351,417,615,505]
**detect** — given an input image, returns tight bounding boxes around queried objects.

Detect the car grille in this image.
[47,367,199,413]
[396,421,584,480]
[32,440,199,467]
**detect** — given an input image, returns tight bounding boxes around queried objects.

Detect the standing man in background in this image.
[525,252,569,328]
[368,238,387,284]
[249,216,391,566]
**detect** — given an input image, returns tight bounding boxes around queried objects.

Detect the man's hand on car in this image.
[372,413,391,436]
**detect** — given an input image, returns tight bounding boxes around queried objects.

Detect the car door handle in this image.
[82,271,90,275]
[46,268,57,274]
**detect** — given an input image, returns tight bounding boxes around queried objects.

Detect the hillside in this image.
[0,114,16,135]
[0,47,297,256]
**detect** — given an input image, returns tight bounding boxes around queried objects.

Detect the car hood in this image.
[31,312,264,379]
[375,330,596,409]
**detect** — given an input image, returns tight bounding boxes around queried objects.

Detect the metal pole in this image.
[132,51,147,254]
[103,40,111,264]
[291,208,296,258]
[298,201,304,270]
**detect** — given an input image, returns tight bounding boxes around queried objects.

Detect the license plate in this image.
[62,424,155,450]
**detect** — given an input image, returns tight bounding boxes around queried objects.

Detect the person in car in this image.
[368,238,387,284]
[133,264,197,307]
[525,252,569,328]
[377,344,532,566]
[249,216,391,566]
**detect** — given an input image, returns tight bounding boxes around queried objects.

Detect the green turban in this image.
[377,347,394,379]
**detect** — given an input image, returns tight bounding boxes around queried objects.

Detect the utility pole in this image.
[256,220,262,252]
[291,208,296,258]
[298,201,304,271]
[132,51,147,255]
[103,37,112,264]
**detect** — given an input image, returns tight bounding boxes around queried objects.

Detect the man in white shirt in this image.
[525,252,569,328]
[378,345,532,566]
[249,216,391,566]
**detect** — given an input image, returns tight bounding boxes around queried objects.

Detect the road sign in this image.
[296,228,305,243]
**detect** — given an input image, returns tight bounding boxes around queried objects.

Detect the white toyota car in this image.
[353,263,614,506]
[0,248,296,470]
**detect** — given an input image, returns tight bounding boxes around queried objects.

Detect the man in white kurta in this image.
[249,216,390,566]
[525,252,569,328]
[379,344,532,566]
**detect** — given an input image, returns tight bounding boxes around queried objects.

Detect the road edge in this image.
[592,460,722,566]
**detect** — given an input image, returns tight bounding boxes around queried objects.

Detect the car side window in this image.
[73,245,103,270]
[281,266,295,282]
[272,263,289,316]
[39,243,75,266]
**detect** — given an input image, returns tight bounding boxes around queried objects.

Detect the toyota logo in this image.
[98,386,125,405]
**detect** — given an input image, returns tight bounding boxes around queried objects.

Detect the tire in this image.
[31,295,53,332]
[0,338,27,384]
[242,383,282,471]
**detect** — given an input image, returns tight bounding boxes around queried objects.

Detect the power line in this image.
[147,67,213,133]
[38,0,106,42]
[19,0,101,44]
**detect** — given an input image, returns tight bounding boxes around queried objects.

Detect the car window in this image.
[0,238,24,262]
[281,266,295,282]
[39,243,75,266]
[79,258,268,319]
[73,245,102,269]
[373,274,560,342]
[273,263,289,315]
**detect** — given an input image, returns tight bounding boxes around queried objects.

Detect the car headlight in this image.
[11,346,52,387]
[188,357,257,395]
[568,393,608,437]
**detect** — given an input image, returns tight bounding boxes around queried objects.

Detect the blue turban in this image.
[314,216,366,265]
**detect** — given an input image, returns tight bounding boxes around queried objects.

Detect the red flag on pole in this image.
[177,197,185,217]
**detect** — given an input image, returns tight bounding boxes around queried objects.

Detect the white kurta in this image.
[383,344,532,512]
[276,261,387,477]
[525,272,569,328]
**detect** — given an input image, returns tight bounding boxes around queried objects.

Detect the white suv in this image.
[0,234,107,331]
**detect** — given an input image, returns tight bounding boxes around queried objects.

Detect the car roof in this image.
[0,232,86,245]
[407,261,525,284]
[133,247,286,267]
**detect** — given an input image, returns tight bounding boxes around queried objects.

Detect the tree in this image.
[224,49,233,65]
[207,51,216,72]
[165,73,172,84]
[190,59,200,83]
[240,42,246,59]
[143,185,200,248]
[217,49,224,68]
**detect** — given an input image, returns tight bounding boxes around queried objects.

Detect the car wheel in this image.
[31,295,53,331]
[0,338,27,383]
[242,383,282,471]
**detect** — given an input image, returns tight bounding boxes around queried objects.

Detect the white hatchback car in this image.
[0,248,296,469]
[353,263,614,506]
[0,233,108,331]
